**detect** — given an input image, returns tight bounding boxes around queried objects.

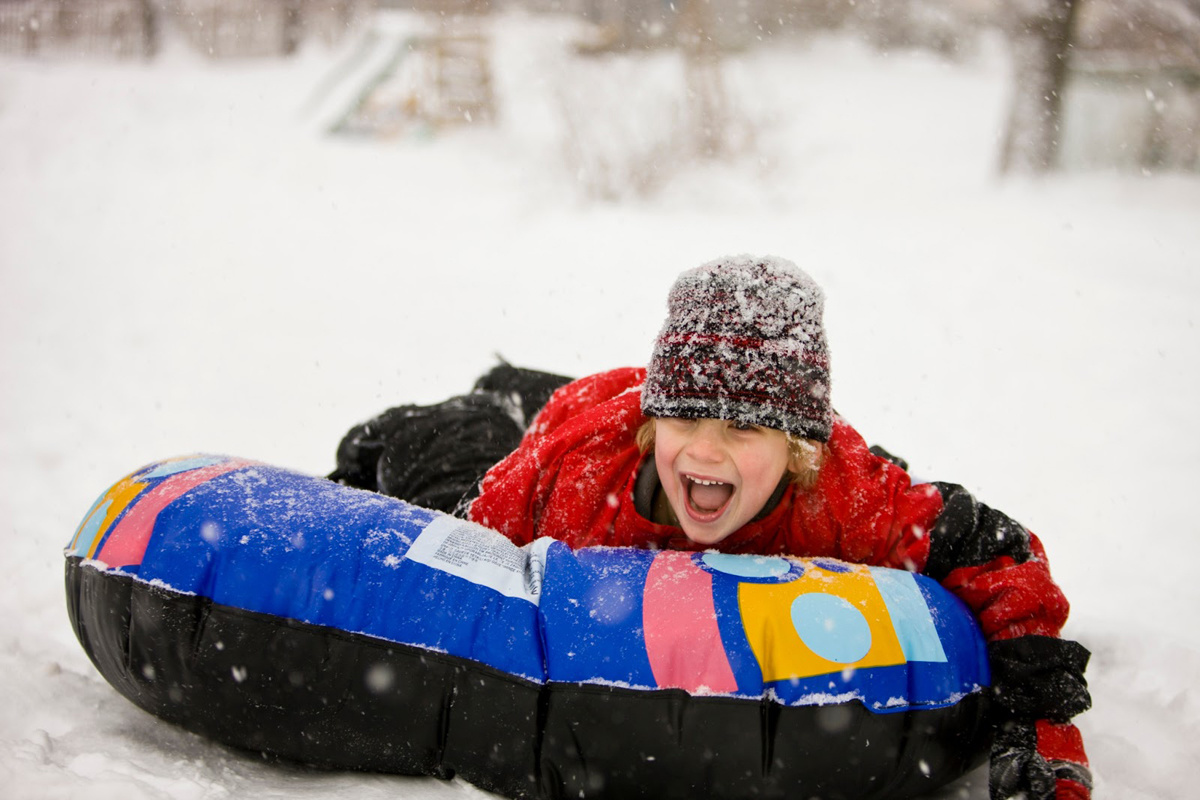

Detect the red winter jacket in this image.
[469,366,1068,641]
[469,367,1091,797]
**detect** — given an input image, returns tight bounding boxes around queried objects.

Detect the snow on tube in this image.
[65,455,992,800]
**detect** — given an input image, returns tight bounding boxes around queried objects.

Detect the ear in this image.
[786,437,818,473]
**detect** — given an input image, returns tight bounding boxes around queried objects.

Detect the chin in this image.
[681,525,734,548]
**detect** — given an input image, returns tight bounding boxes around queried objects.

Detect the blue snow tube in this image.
[65,455,992,799]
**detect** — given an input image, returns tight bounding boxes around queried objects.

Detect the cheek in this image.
[653,427,685,473]
[654,445,678,491]
[735,446,790,487]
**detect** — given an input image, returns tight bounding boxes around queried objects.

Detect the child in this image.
[333,254,1092,800]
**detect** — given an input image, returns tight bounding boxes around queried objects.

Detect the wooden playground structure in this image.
[329,0,496,136]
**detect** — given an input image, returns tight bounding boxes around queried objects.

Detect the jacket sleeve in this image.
[921,482,1092,799]
[923,482,1089,699]
[814,425,1091,797]
[925,482,1070,640]
[804,423,1080,660]
[467,368,646,545]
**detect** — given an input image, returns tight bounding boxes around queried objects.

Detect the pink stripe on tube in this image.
[643,551,737,693]
[96,459,251,568]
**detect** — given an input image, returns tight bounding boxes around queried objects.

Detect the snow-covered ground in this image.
[2,10,1198,799]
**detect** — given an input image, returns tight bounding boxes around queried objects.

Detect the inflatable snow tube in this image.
[66,455,992,799]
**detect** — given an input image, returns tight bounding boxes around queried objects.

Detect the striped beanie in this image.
[641,255,832,442]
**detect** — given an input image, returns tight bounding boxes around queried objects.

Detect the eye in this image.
[730,421,762,433]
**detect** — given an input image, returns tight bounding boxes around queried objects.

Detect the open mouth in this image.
[685,475,734,518]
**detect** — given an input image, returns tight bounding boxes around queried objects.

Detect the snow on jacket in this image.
[469,366,1072,641]
[468,368,1092,796]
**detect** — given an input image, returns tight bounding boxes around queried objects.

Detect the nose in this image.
[684,421,725,463]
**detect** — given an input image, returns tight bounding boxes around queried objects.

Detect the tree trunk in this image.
[283,0,304,56]
[139,0,160,59]
[999,0,1081,174]
[678,0,728,158]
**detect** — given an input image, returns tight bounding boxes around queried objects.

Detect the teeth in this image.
[688,477,725,486]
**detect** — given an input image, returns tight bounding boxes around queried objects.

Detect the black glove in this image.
[988,636,1092,721]
[990,720,1057,800]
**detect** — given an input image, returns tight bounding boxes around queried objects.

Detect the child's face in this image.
[653,417,794,547]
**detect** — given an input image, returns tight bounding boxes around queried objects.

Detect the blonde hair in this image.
[635,418,825,491]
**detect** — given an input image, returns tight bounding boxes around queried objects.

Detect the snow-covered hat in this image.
[641,255,832,441]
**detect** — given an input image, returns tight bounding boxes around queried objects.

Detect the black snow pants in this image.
[329,363,572,516]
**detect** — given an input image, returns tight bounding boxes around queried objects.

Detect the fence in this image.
[0,0,367,59]
[0,0,157,57]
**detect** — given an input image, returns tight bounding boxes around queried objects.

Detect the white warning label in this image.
[406,515,551,605]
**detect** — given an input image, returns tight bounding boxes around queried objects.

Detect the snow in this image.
[2,9,1198,799]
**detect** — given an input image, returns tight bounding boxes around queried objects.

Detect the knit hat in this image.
[641,255,832,441]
